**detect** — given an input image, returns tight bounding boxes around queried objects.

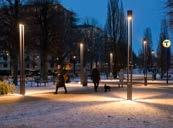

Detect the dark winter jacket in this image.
[57,74,65,87]
[91,68,100,83]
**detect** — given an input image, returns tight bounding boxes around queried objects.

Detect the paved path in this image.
[0,83,173,128]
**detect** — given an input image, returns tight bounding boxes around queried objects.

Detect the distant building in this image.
[0,50,55,75]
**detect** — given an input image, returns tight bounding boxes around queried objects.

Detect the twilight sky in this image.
[60,0,166,54]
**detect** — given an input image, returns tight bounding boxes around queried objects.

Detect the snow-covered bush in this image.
[0,81,15,95]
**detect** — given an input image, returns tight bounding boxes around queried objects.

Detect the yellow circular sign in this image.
[162,39,171,48]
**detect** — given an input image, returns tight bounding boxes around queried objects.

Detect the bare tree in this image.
[105,0,127,78]
[74,18,105,72]
[0,0,24,85]
[28,0,53,81]
[157,19,171,79]
[166,0,173,28]
[143,27,153,68]
[27,0,76,81]
[0,0,76,83]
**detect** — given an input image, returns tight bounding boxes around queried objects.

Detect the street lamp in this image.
[110,53,113,78]
[151,50,154,55]
[19,23,25,95]
[127,10,133,100]
[5,51,11,75]
[80,43,87,86]
[151,50,156,80]
[80,43,84,73]
[73,56,76,75]
[143,39,147,86]
[151,50,155,67]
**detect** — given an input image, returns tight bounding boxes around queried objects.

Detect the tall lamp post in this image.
[151,50,155,68]
[19,24,25,95]
[110,53,113,78]
[127,10,133,100]
[80,43,84,79]
[80,43,87,86]
[6,51,11,75]
[73,56,76,75]
[151,50,156,80]
[143,39,147,86]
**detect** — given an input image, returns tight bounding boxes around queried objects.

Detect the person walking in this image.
[119,69,124,88]
[91,67,100,92]
[55,71,67,94]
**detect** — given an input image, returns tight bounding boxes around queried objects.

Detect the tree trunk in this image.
[40,13,48,81]
[40,50,48,81]
[11,52,18,86]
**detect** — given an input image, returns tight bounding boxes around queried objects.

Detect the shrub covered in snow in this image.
[0,81,15,95]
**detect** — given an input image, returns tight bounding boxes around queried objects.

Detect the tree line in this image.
[137,0,172,78]
[0,0,172,85]
[0,0,77,85]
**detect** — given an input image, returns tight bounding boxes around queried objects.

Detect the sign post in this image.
[162,39,171,84]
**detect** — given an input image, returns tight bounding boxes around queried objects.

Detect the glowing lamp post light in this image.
[19,24,25,95]
[110,53,113,78]
[143,39,147,86]
[127,10,133,100]
[80,43,87,86]
[80,43,84,74]
[73,56,76,75]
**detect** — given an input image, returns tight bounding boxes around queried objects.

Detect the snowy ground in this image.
[0,82,173,128]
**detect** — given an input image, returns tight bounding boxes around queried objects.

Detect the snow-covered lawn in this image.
[0,83,173,128]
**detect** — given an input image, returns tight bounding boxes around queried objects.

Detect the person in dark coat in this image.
[91,67,100,92]
[55,71,67,94]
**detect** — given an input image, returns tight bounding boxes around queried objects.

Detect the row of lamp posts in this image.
[17,10,146,99]
[143,38,171,86]
[18,10,171,97]
[19,23,87,95]
[18,10,135,99]
[19,10,132,100]
[126,10,171,100]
